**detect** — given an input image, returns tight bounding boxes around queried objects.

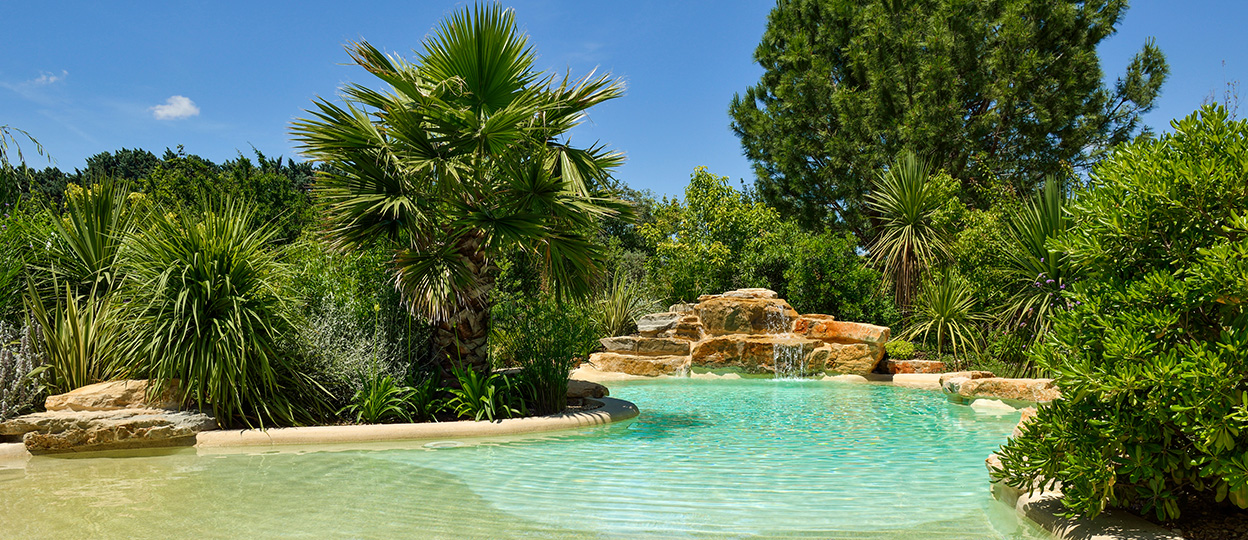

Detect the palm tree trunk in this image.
[432,236,495,374]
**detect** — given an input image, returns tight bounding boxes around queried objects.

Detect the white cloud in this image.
[150,95,200,120]
[31,70,67,85]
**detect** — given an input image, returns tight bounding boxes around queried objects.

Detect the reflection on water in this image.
[0,379,1052,539]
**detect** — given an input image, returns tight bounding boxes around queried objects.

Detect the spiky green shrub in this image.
[44,181,141,295]
[339,373,416,424]
[1001,178,1074,341]
[120,201,324,427]
[588,272,658,337]
[996,106,1248,521]
[866,152,951,313]
[26,283,125,393]
[903,271,988,357]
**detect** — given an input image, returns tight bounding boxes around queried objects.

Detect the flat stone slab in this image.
[944,377,1060,404]
[45,379,182,412]
[636,312,682,336]
[880,359,946,374]
[566,379,608,399]
[588,352,690,377]
[938,370,996,386]
[598,336,691,356]
[1,409,217,454]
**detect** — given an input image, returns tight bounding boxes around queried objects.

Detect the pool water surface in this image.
[0,378,1050,539]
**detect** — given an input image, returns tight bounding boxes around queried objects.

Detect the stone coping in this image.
[195,397,638,449]
[992,483,1184,540]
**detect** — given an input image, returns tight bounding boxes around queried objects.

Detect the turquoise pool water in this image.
[0,379,1048,539]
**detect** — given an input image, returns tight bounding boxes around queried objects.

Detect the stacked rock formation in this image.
[0,380,216,454]
[589,288,891,377]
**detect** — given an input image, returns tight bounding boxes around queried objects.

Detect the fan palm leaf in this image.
[291,3,630,371]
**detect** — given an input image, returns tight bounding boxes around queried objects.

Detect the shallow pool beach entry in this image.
[0,379,1049,539]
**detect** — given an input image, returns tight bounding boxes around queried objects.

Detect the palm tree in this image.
[866,151,950,315]
[291,4,629,373]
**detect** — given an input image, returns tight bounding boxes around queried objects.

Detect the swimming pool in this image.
[0,379,1048,539]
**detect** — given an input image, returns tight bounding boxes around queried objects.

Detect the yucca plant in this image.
[120,200,323,427]
[26,282,125,393]
[589,272,659,337]
[43,180,140,296]
[1000,178,1073,341]
[904,271,989,357]
[866,152,951,314]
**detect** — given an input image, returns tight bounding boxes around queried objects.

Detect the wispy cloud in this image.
[150,95,200,120]
[0,69,70,105]
[32,70,68,85]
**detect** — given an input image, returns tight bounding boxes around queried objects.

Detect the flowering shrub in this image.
[0,323,45,421]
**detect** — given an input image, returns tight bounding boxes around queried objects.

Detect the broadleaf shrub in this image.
[884,340,915,360]
[995,106,1248,521]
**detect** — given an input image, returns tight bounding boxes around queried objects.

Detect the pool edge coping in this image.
[991,482,1185,540]
[194,396,639,448]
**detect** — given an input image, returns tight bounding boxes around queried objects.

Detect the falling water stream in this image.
[765,307,808,379]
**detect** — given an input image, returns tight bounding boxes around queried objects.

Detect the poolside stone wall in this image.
[588,288,892,377]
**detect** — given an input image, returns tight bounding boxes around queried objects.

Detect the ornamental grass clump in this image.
[995,106,1248,521]
[121,201,325,427]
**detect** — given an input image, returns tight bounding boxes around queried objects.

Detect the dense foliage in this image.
[120,202,327,427]
[730,0,1168,235]
[996,106,1248,520]
[640,167,897,326]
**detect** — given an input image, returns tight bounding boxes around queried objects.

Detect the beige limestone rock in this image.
[669,303,697,314]
[695,296,799,336]
[690,334,821,374]
[945,377,1060,404]
[794,318,890,345]
[938,370,996,387]
[636,312,683,336]
[597,336,691,356]
[664,316,706,341]
[599,336,638,352]
[1013,407,1038,439]
[722,288,779,299]
[1,409,216,454]
[823,374,869,383]
[566,380,609,399]
[879,359,946,374]
[44,380,183,412]
[811,342,884,375]
[636,337,692,356]
[588,352,690,377]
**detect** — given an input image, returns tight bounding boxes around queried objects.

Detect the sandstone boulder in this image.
[695,296,799,336]
[722,288,779,299]
[879,359,946,374]
[636,312,682,336]
[1013,407,1038,439]
[944,377,1060,404]
[566,380,608,399]
[938,370,996,387]
[44,380,182,412]
[793,318,890,345]
[809,342,884,376]
[691,334,821,375]
[1,409,216,454]
[598,336,691,356]
[669,303,697,314]
[588,352,690,377]
[665,316,706,341]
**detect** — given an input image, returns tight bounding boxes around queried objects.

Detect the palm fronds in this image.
[904,271,989,357]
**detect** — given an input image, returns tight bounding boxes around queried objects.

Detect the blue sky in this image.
[2,1,1244,198]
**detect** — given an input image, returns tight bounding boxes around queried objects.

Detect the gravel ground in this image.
[1154,497,1248,539]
